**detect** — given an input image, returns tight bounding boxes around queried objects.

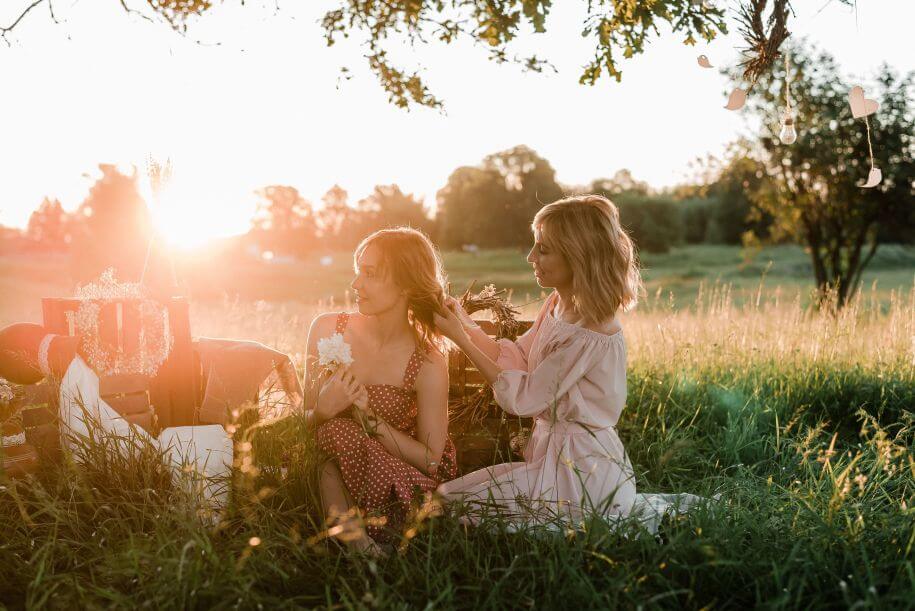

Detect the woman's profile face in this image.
[527,225,573,290]
[351,244,404,316]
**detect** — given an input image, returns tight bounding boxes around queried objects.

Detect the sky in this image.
[0,0,912,245]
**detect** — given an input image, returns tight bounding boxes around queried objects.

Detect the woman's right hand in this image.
[443,296,477,330]
[434,300,471,346]
[315,366,363,422]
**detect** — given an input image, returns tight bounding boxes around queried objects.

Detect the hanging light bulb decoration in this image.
[778,54,797,144]
[779,110,797,144]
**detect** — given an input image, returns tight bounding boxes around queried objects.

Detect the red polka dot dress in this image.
[316,313,457,542]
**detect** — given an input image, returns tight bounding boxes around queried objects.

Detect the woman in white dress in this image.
[434,194,643,527]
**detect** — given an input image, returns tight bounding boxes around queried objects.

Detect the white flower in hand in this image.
[317,333,354,372]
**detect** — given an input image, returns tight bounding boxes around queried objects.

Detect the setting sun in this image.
[143,169,249,250]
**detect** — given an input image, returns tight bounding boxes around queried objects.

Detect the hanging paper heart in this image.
[697,55,713,68]
[724,87,747,111]
[858,167,882,189]
[848,86,879,119]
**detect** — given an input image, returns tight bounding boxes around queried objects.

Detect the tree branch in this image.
[1,0,48,43]
[118,0,156,26]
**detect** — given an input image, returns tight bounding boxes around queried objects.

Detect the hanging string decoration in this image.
[847,86,882,188]
[778,53,798,144]
[725,87,748,111]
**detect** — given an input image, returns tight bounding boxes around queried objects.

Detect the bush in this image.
[615,193,684,254]
[679,197,715,244]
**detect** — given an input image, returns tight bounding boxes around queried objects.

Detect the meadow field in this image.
[1,245,914,608]
[3,244,915,326]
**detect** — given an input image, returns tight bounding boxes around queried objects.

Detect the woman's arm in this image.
[444,296,502,361]
[438,299,598,418]
[302,314,332,427]
[356,352,449,476]
[302,314,361,428]
[439,295,542,371]
[463,324,502,362]
[435,302,505,385]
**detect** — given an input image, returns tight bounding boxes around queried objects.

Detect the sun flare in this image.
[143,171,240,250]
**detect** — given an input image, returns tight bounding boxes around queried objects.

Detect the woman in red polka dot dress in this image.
[304,228,456,553]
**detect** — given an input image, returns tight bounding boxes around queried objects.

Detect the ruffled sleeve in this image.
[495,328,536,370]
[494,293,553,370]
[492,334,606,417]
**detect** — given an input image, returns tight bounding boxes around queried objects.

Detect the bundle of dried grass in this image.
[737,0,792,85]
[448,386,494,434]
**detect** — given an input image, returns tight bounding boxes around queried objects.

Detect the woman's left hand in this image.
[351,385,370,414]
[433,301,469,345]
[351,386,382,435]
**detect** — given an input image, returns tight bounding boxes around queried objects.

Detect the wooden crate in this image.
[42,297,199,429]
[448,319,533,474]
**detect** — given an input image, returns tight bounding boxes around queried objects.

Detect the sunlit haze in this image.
[2,1,912,245]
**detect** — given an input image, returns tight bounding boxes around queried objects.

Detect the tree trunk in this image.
[801,214,832,309]
[845,235,881,308]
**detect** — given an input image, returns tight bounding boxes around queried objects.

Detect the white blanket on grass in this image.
[58,356,232,513]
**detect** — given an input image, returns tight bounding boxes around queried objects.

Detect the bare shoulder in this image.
[307,312,342,346]
[309,312,339,333]
[415,349,448,389]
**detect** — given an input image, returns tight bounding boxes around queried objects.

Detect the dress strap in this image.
[402,348,425,391]
[334,312,350,334]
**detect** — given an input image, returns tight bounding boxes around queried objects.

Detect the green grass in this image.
[1,250,914,608]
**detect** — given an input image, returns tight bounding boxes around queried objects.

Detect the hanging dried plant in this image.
[737,0,792,85]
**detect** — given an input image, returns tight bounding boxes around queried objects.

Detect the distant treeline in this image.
[3,143,912,288]
[2,147,779,256]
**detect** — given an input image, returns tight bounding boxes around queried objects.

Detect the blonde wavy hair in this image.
[533,194,643,324]
[354,227,447,351]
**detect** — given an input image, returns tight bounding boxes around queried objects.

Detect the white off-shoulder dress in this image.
[438,292,638,525]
